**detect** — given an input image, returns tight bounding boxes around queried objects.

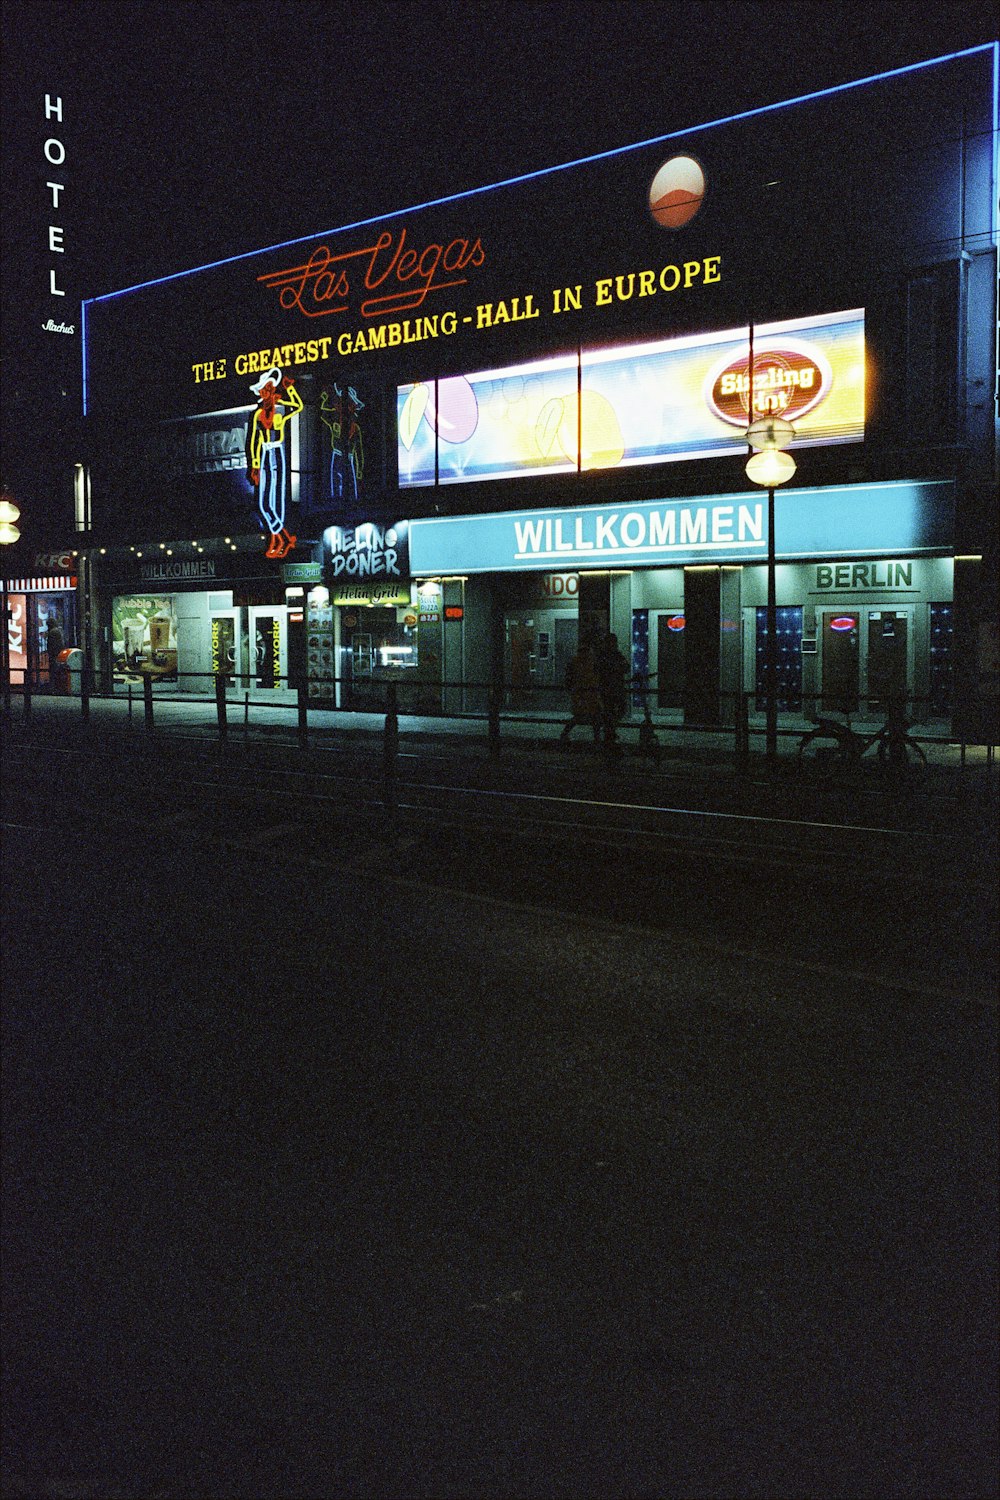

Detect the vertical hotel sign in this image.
[43,92,74,337]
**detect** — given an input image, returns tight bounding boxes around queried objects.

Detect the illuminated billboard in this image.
[397,310,864,487]
[80,45,994,545]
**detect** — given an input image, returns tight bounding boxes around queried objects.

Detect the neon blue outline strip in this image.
[81,43,998,415]
[992,41,1000,416]
[994,39,1000,243]
[81,298,87,414]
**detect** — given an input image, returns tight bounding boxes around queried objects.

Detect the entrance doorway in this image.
[655,610,686,709]
[821,610,859,713]
[209,612,240,684]
[553,617,578,694]
[504,608,575,710]
[866,609,909,711]
[249,605,287,690]
[340,605,419,709]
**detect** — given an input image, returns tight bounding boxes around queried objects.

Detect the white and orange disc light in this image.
[649,156,705,228]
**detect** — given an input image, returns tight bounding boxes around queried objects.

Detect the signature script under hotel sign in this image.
[257,228,487,321]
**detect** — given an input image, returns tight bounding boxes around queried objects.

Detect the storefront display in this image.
[112,595,178,682]
[3,575,78,688]
[57,46,994,738]
[305,586,334,701]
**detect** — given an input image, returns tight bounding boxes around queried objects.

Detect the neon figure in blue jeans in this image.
[246,365,302,558]
[319,384,365,506]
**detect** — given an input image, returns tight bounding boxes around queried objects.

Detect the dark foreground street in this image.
[2,721,997,1499]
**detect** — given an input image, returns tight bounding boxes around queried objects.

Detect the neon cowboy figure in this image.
[319,383,364,508]
[246,365,303,558]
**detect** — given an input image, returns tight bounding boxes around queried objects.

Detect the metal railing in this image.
[4,662,996,775]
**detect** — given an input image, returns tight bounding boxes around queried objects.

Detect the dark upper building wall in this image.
[82,46,997,538]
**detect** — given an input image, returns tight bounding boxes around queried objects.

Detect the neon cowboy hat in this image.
[250,366,282,394]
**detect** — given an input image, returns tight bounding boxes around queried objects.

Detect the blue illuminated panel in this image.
[409,480,955,575]
[755,606,804,710]
[929,602,954,714]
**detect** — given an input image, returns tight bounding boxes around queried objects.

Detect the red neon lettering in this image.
[258,230,487,322]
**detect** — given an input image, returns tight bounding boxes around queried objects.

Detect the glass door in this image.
[866,609,909,712]
[655,609,686,709]
[821,610,859,713]
[249,605,287,690]
[209,612,239,685]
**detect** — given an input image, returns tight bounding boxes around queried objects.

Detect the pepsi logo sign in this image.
[704,338,832,427]
[666,615,686,632]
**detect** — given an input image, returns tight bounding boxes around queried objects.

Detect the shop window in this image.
[928,602,953,715]
[341,606,423,708]
[755,606,803,712]
[111,595,177,685]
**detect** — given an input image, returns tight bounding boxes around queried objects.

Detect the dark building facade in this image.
[9,45,997,733]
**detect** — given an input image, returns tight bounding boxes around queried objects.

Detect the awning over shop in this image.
[408,479,955,575]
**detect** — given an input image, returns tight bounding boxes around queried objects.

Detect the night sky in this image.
[1,0,996,542]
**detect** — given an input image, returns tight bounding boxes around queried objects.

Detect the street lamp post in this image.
[745,418,796,765]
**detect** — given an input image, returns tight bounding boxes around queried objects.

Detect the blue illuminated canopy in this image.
[408,480,955,574]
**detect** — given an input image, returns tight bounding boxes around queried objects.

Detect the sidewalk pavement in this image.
[4,685,997,781]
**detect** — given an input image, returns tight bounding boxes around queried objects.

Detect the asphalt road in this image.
[2,721,997,1499]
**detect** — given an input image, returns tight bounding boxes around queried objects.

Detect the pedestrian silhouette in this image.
[46,613,65,689]
[560,637,601,743]
[597,631,630,747]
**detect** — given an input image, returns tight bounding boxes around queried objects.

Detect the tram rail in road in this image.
[2,710,991,891]
[3,759,995,1010]
[3,726,996,1006]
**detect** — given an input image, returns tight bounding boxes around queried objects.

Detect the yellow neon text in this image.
[336,311,458,356]
[595,254,722,306]
[232,338,334,378]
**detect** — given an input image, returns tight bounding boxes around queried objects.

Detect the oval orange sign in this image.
[704,338,832,427]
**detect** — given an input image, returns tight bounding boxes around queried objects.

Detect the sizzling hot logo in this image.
[257,228,486,320]
[704,337,832,426]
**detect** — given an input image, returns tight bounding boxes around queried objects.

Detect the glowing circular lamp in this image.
[746,445,796,487]
[0,521,20,544]
[746,416,795,451]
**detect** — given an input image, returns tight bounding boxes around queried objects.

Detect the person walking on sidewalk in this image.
[45,613,65,691]
[560,637,601,743]
[597,631,630,748]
